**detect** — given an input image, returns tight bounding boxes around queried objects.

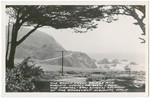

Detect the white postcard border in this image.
[1,1,149,97]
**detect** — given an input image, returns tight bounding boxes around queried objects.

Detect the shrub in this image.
[66,70,77,75]
[6,57,43,92]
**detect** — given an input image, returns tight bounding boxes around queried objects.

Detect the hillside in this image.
[15,27,97,68]
[15,27,64,59]
[38,51,97,68]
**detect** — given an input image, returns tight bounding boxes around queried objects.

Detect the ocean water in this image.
[87,52,147,71]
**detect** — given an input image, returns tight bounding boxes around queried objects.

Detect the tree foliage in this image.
[6,58,43,92]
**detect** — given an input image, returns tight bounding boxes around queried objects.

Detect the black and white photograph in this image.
[1,1,149,97]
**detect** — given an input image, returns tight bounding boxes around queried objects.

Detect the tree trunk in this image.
[7,44,16,69]
[138,19,145,35]
[6,22,10,62]
[6,23,39,69]
[6,24,18,69]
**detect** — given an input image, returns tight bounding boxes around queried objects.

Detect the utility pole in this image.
[61,50,64,76]
[57,50,68,76]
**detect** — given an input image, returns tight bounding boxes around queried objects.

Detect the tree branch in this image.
[139,37,146,44]
[141,14,145,21]
[112,12,131,16]
[16,24,41,46]
[121,6,132,13]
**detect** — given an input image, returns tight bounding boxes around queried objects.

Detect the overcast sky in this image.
[38,15,147,66]
[39,15,146,54]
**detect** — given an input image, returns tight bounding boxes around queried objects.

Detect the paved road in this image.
[32,53,72,62]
